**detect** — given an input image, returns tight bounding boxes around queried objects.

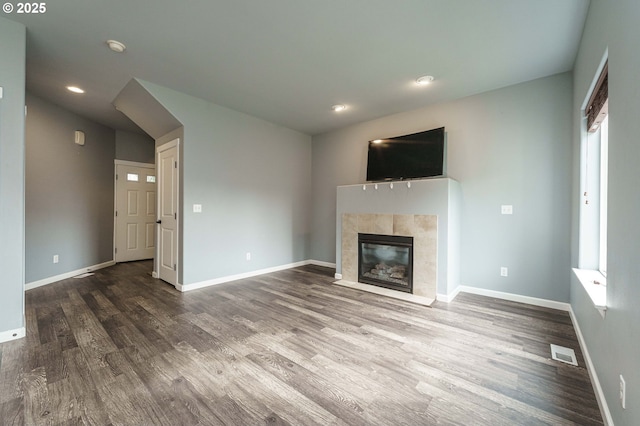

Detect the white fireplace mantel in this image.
[336,177,461,299]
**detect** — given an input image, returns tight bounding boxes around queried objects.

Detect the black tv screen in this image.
[366,127,445,181]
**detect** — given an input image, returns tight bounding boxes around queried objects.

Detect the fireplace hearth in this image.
[358,233,413,293]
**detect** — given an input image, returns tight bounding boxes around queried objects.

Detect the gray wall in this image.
[571,1,640,424]
[0,18,26,335]
[115,130,155,163]
[138,80,312,286]
[312,73,573,302]
[25,93,116,283]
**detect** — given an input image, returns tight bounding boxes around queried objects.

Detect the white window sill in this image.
[572,268,607,317]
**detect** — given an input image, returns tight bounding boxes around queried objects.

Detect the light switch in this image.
[501,205,513,215]
[193,204,202,213]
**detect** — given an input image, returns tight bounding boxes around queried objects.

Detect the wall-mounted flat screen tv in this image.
[366,127,445,182]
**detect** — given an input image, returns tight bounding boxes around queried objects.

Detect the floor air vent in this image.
[550,344,578,366]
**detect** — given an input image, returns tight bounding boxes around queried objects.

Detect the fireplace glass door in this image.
[358,233,413,293]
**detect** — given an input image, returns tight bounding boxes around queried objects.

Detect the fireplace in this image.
[358,233,413,293]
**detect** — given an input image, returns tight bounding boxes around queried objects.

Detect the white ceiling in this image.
[6,0,590,135]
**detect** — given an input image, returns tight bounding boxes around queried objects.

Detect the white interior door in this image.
[157,140,179,285]
[115,162,156,262]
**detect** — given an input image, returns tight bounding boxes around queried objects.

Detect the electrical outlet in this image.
[500,267,508,277]
[246,252,251,261]
[53,255,59,264]
[620,375,626,409]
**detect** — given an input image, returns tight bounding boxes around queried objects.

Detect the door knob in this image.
[156,220,162,224]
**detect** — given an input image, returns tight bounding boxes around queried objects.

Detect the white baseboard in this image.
[0,327,26,343]
[334,273,343,280]
[568,307,613,426]
[307,259,336,269]
[454,285,571,311]
[177,260,319,292]
[152,271,159,278]
[25,260,115,291]
[437,285,463,303]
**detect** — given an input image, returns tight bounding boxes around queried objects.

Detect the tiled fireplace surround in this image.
[341,213,438,299]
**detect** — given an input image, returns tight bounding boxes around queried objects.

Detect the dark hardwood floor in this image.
[0,261,603,425]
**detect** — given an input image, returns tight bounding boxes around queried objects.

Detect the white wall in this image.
[0,18,26,339]
[570,1,640,424]
[312,73,573,302]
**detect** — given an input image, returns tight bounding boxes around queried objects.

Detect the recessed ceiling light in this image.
[416,75,434,85]
[106,40,126,53]
[332,104,346,112]
[66,86,85,94]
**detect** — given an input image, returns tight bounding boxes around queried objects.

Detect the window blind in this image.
[586,62,608,133]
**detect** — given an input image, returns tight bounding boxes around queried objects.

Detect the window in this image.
[127,173,139,182]
[582,115,608,276]
[146,175,156,183]
[598,116,608,276]
[576,58,608,313]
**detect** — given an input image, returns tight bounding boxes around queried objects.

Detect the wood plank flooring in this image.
[0,261,603,425]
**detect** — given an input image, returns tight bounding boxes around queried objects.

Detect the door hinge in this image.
[174,212,177,220]
[174,264,177,271]
[115,211,118,217]
[174,161,177,168]
[116,174,118,180]
[115,248,118,254]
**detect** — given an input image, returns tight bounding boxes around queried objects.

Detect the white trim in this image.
[568,307,613,426]
[0,327,25,343]
[334,273,343,280]
[437,285,463,303]
[307,259,336,269]
[25,260,115,291]
[177,260,315,292]
[572,268,607,317]
[334,279,434,307]
[455,286,571,311]
[339,177,449,189]
[152,271,159,279]
[113,165,118,263]
[114,159,155,168]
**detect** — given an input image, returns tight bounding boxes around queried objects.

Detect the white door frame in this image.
[154,138,180,286]
[113,160,156,263]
